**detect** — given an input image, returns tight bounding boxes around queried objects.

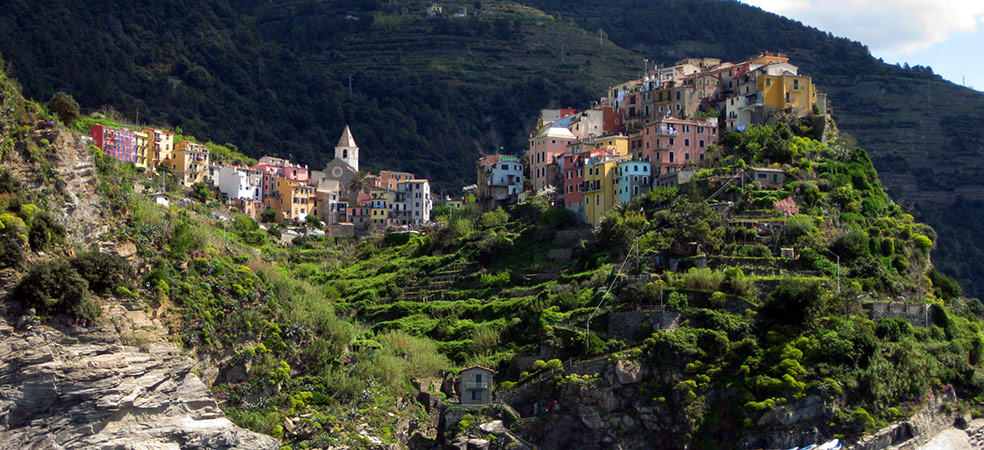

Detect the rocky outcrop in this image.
[855,389,961,450]
[0,302,280,450]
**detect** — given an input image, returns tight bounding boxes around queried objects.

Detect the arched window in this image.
[343,149,348,159]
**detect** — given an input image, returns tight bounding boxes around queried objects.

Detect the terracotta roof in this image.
[460,364,497,373]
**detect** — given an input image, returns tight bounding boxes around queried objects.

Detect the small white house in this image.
[459,365,495,405]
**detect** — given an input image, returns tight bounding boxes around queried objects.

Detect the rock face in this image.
[0,303,280,450]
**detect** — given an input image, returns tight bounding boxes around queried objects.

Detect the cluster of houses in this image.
[88,124,433,235]
[88,52,821,235]
[473,52,825,225]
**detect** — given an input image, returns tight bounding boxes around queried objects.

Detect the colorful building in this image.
[380,170,415,190]
[264,176,317,222]
[142,128,174,169]
[134,129,150,169]
[90,125,139,165]
[616,160,652,204]
[638,118,717,175]
[528,127,577,192]
[476,154,523,212]
[581,154,626,226]
[166,141,211,187]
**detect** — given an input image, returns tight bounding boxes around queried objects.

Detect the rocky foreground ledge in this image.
[0,302,279,450]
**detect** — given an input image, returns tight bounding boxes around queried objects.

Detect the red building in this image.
[90,125,138,164]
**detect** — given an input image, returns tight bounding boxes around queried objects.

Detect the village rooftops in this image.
[536,126,577,140]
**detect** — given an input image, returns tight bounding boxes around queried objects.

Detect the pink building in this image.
[638,118,717,175]
[528,127,577,192]
[253,156,310,198]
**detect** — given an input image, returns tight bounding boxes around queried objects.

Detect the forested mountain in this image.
[1,0,982,296]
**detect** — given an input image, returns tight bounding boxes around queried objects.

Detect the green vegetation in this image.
[3,33,984,449]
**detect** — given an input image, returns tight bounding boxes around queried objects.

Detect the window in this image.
[684,139,690,147]
[669,138,675,146]
[676,91,681,101]
[342,149,348,158]
[793,79,800,89]
[699,140,705,147]
[471,391,481,401]
[766,78,771,87]
[700,154,705,161]
[596,196,600,205]
[669,152,675,162]
[646,141,650,149]
[684,125,690,133]
[785,92,790,103]
[698,127,704,134]
[685,152,690,161]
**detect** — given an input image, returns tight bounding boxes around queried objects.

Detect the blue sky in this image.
[742,0,984,92]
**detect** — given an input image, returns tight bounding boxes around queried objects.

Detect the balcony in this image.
[464,381,490,390]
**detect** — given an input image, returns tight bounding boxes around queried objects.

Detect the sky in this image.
[741,0,984,92]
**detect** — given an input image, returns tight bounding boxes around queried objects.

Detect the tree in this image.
[305,213,323,229]
[47,91,80,126]
[348,171,371,204]
[189,182,212,203]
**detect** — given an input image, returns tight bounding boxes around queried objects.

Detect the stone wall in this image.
[864,302,935,328]
[607,310,681,341]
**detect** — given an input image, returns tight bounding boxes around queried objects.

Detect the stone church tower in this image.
[334,125,359,172]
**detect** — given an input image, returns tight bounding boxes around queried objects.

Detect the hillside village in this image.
[493,52,825,225]
[86,123,432,236]
[7,42,984,449]
[86,52,824,235]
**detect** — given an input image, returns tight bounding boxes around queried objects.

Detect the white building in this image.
[398,179,432,225]
[218,166,263,201]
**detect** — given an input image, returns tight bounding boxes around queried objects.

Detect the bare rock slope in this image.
[0,303,280,450]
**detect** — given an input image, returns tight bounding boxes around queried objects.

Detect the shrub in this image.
[913,233,933,250]
[927,268,961,300]
[14,258,100,320]
[70,251,133,293]
[47,91,80,125]
[667,291,688,311]
[28,212,65,251]
[710,291,727,309]
[0,232,25,269]
[759,278,823,327]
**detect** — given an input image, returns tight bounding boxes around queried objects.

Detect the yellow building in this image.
[264,176,317,222]
[581,155,626,226]
[369,187,393,226]
[757,75,817,111]
[142,128,174,169]
[167,141,211,187]
[134,130,150,169]
[570,135,630,157]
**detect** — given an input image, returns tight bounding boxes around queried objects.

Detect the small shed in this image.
[459,365,496,405]
[747,167,784,188]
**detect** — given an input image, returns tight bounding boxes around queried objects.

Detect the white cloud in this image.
[743,0,984,54]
